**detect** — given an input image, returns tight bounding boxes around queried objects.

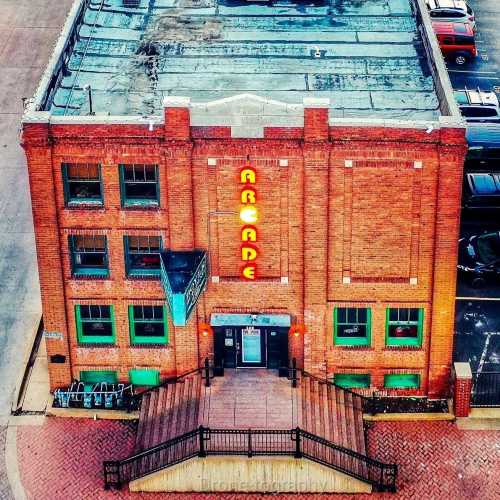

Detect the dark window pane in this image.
[145,166,157,181]
[129,253,160,270]
[80,305,91,319]
[133,306,143,319]
[135,321,165,337]
[337,308,346,323]
[454,35,474,44]
[77,252,106,267]
[125,183,157,200]
[337,324,367,338]
[82,321,113,337]
[347,308,357,324]
[68,181,101,200]
[152,306,163,319]
[357,308,367,323]
[89,305,100,318]
[124,166,135,181]
[388,324,418,338]
[409,308,419,322]
[389,308,398,322]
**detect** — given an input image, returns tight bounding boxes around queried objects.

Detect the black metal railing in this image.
[288,359,380,414]
[472,371,500,407]
[128,358,214,411]
[103,426,397,492]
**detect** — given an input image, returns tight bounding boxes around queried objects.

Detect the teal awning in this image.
[210,313,291,328]
[160,250,208,327]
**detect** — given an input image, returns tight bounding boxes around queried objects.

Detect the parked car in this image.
[426,0,476,31]
[462,172,500,210]
[432,21,477,65]
[454,88,500,123]
[458,231,500,287]
[465,123,500,166]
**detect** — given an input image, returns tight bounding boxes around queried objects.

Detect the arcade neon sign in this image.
[240,164,258,280]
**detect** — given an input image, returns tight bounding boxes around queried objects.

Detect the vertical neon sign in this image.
[239,164,258,280]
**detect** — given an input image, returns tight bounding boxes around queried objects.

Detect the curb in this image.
[5,426,26,500]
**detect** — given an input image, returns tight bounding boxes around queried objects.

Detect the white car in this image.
[426,0,476,31]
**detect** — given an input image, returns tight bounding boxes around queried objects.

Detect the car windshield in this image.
[476,233,500,265]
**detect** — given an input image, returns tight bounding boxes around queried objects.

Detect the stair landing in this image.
[199,369,296,429]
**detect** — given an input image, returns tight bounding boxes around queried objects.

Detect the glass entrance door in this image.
[237,327,266,367]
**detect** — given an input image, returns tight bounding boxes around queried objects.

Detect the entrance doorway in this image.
[214,326,288,370]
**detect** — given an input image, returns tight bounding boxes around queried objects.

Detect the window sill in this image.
[72,273,110,280]
[122,202,160,210]
[130,343,170,348]
[77,343,116,348]
[333,344,373,350]
[126,273,161,280]
[384,345,422,351]
[66,201,104,209]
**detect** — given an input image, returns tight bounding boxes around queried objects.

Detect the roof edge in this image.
[411,0,464,122]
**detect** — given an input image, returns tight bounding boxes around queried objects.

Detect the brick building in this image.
[22,0,466,398]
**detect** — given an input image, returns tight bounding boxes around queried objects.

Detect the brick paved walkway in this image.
[203,369,296,428]
[15,419,500,499]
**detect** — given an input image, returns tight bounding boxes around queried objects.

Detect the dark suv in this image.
[462,172,500,210]
[458,232,500,287]
[454,88,500,123]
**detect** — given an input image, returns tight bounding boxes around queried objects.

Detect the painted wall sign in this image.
[240,164,259,280]
[44,330,63,340]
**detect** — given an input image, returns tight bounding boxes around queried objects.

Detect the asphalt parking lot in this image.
[450,1,500,385]
[446,0,500,93]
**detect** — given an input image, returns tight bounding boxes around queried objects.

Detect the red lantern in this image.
[289,324,305,337]
[199,322,212,337]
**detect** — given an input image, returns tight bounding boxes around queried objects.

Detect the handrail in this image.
[129,357,213,409]
[103,426,397,492]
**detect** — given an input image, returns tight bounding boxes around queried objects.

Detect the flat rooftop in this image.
[45,0,441,120]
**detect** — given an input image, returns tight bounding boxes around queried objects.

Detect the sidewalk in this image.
[10,418,500,500]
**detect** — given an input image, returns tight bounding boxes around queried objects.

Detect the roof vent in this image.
[311,47,326,58]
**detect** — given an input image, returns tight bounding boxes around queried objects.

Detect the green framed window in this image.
[334,374,370,389]
[62,163,103,205]
[119,164,159,207]
[334,307,371,346]
[75,305,115,344]
[124,235,162,277]
[129,305,168,345]
[129,369,160,386]
[69,234,109,277]
[80,370,118,385]
[386,308,423,347]
[384,373,420,389]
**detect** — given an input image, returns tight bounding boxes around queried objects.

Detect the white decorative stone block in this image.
[279,159,289,167]
[410,277,418,285]
[211,276,220,283]
[281,276,289,284]
[344,160,353,168]
[207,158,217,166]
[342,276,351,284]
[414,161,423,169]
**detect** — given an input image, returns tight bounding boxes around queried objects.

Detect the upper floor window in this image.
[75,305,115,344]
[386,308,423,347]
[62,163,103,205]
[124,235,162,277]
[119,164,159,207]
[69,234,109,277]
[334,307,371,346]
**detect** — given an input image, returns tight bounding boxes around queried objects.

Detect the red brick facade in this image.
[22,102,466,397]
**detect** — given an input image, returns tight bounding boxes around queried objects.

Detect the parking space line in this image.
[448,69,498,74]
[457,297,500,301]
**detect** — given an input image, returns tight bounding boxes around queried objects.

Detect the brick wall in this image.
[22,104,466,397]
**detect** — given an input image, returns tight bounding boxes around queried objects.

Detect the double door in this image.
[215,326,288,369]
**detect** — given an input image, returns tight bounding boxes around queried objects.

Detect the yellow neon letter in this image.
[241,226,257,242]
[240,206,258,224]
[240,168,256,184]
[241,189,256,204]
[242,265,256,280]
[241,246,258,261]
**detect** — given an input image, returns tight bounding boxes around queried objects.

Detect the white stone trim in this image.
[342,276,351,284]
[279,159,289,167]
[414,161,423,169]
[281,276,289,284]
[207,158,217,166]
[211,276,220,283]
[410,277,418,285]
[344,160,353,168]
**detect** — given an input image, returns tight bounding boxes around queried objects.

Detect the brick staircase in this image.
[134,374,203,452]
[295,373,366,456]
